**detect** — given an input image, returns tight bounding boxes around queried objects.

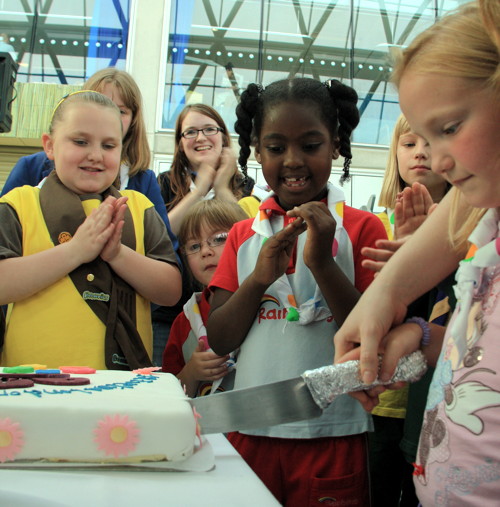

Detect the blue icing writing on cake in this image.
[0,374,160,399]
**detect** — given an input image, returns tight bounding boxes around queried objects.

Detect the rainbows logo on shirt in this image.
[259,295,280,307]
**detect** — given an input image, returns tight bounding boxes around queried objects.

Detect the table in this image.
[0,434,280,507]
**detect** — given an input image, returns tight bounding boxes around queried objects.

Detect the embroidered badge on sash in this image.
[83,291,110,302]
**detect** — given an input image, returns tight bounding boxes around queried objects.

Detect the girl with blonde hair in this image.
[335,2,500,503]
[377,113,448,239]
[2,68,174,243]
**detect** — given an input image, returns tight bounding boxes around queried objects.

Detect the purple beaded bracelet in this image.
[405,316,431,347]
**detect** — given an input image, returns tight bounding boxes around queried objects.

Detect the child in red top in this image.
[207,77,387,506]
[161,200,247,397]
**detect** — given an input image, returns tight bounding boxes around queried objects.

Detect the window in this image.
[162,0,461,145]
[0,0,130,84]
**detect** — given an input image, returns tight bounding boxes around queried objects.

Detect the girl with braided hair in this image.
[206,77,387,506]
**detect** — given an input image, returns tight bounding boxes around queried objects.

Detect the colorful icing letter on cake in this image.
[0,369,197,464]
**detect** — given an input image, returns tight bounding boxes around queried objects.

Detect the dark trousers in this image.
[368,415,419,507]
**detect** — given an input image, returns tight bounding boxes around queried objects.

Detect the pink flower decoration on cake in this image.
[0,418,24,463]
[94,414,140,457]
[132,366,161,375]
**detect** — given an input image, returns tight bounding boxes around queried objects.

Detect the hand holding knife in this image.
[192,351,427,434]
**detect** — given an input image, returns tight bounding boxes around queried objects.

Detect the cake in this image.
[0,368,198,464]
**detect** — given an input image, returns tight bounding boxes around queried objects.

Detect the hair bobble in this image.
[247,83,263,98]
[328,79,358,105]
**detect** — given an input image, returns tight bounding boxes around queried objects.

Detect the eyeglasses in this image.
[182,232,229,255]
[181,126,223,139]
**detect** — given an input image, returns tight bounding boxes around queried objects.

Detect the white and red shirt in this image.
[162,289,235,397]
[209,184,387,439]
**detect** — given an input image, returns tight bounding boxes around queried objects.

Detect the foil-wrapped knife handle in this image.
[302,350,428,409]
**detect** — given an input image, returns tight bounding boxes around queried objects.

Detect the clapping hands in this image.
[194,147,238,197]
[362,183,437,274]
[287,201,337,270]
[71,195,128,264]
[394,182,437,240]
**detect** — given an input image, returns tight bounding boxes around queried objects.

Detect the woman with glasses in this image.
[155,104,244,367]
[158,104,244,235]
[161,199,247,397]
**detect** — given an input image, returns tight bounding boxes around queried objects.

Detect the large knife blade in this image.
[192,376,322,434]
[191,350,427,434]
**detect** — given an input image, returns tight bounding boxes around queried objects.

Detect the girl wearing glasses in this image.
[158,104,244,235]
[161,199,247,397]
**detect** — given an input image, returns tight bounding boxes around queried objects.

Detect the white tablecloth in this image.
[0,434,280,507]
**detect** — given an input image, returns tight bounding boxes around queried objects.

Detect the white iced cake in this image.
[0,369,198,464]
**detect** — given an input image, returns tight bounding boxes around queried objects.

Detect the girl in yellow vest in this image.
[0,91,181,370]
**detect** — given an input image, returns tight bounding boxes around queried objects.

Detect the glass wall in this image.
[0,0,130,84]
[162,0,465,145]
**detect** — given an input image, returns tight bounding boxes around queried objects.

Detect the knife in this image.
[192,350,427,434]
